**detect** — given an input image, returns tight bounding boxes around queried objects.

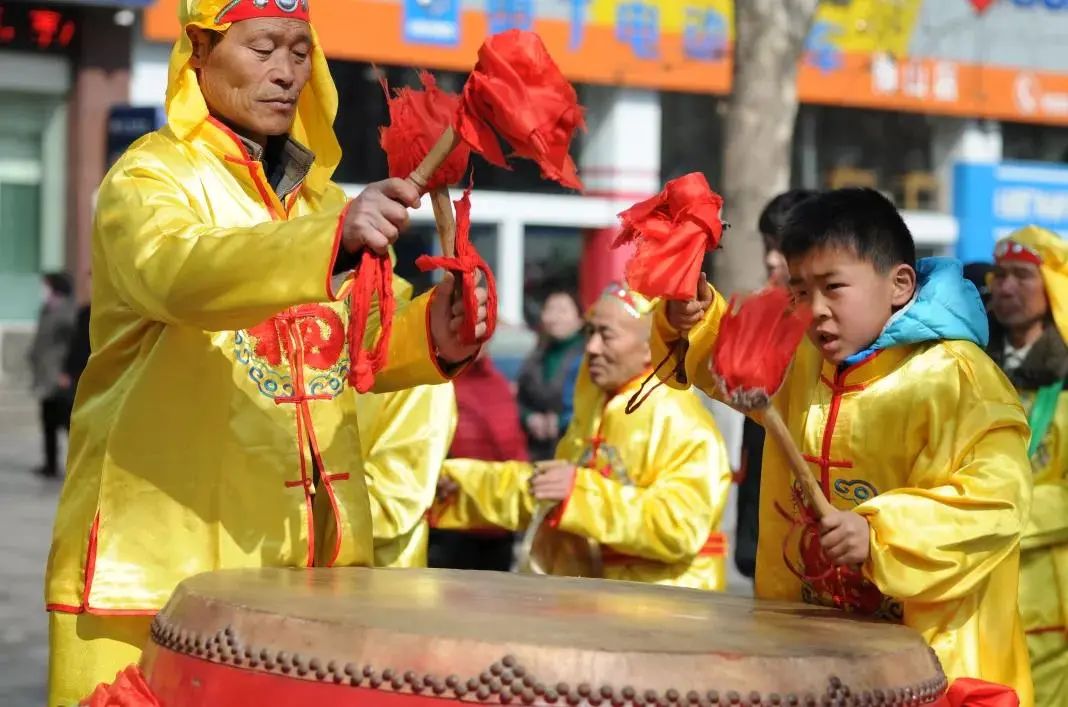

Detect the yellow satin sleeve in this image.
[359,383,457,568]
[432,458,537,532]
[95,154,350,333]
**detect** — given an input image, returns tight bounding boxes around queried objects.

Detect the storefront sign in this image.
[144,0,1068,126]
[0,3,77,52]
[955,161,1068,262]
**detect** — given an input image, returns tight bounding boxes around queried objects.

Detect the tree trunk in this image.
[714,0,819,296]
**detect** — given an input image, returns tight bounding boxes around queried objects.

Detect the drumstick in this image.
[762,407,836,519]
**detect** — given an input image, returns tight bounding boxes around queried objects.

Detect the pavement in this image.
[0,383,60,706]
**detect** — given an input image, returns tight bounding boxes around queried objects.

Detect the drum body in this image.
[142,568,947,707]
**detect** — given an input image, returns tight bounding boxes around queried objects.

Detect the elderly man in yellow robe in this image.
[43,1,488,704]
[989,226,1068,707]
[433,284,732,590]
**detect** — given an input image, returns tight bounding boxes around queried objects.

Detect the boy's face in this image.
[788,246,916,365]
[990,261,1048,331]
[764,248,789,287]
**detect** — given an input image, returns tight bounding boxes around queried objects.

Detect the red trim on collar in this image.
[217,0,310,24]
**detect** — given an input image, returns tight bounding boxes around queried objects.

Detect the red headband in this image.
[215,0,310,25]
[995,239,1042,267]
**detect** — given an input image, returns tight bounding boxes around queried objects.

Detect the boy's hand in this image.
[665,273,713,333]
[819,510,871,566]
[529,461,577,502]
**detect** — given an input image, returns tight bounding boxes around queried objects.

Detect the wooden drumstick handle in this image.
[408,126,461,194]
[762,406,836,520]
[429,186,457,259]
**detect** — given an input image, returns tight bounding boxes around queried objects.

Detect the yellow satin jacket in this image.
[433,363,732,590]
[45,27,448,613]
[359,383,458,569]
[651,290,1034,703]
[1018,389,1068,706]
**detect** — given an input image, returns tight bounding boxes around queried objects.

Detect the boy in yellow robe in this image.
[989,226,1068,707]
[44,1,487,703]
[658,188,1033,700]
[433,284,733,590]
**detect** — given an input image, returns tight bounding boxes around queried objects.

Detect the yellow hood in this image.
[999,225,1068,344]
[166,0,341,196]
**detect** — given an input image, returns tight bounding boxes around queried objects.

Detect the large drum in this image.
[142,568,947,706]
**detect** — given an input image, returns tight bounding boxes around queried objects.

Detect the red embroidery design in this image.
[248,305,345,371]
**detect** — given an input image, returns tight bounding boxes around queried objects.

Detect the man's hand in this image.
[665,273,713,333]
[341,178,421,255]
[529,461,577,502]
[819,510,871,566]
[429,273,489,364]
[525,412,548,440]
[436,474,459,503]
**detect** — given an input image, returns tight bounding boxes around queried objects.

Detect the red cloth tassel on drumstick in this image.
[347,249,394,394]
[379,73,498,344]
[80,665,161,707]
[612,173,726,403]
[711,287,834,519]
[396,31,583,344]
[416,185,498,344]
[933,679,1019,707]
[614,172,725,301]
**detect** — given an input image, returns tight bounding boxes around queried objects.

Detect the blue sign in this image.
[403,0,459,47]
[955,160,1068,262]
[107,105,164,167]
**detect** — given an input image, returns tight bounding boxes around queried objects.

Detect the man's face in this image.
[188,18,312,142]
[991,261,1048,330]
[584,298,652,392]
[765,248,788,287]
[788,245,914,365]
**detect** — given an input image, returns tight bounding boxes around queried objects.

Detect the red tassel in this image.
[931,679,1019,707]
[711,287,812,400]
[614,172,725,301]
[416,186,498,345]
[347,251,395,393]
[80,665,161,707]
[456,29,585,191]
[380,71,471,191]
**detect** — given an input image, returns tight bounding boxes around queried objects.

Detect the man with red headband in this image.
[44,1,488,702]
[432,284,732,590]
[989,227,1068,707]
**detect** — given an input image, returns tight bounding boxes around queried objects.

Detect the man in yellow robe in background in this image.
[358,276,458,569]
[433,284,732,590]
[659,189,1033,702]
[989,226,1068,707]
[44,2,487,703]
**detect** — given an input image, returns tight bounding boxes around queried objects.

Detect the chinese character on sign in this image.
[804,21,842,73]
[682,6,727,62]
[29,9,74,49]
[615,2,658,59]
[902,60,929,99]
[569,0,590,50]
[932,61,959,102]
[0,7,14,42]
[488,0,533,35]
[871,52,899,94]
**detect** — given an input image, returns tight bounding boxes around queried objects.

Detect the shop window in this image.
[0,182,40,274]
[522,225,583,328]
[660,89,725,186]
[1003,121,1068,163]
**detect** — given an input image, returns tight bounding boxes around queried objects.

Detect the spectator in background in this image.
[517,285,585,460]
[429,351,529,571]
[29,272,76,479]
[735,189,816,578]
[61,271,92,394]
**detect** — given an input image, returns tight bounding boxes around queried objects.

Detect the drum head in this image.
[144,568,946,706]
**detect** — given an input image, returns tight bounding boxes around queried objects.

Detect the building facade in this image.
[6,0,1068,379]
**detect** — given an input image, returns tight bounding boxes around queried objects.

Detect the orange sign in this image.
[143,0,1068,126]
